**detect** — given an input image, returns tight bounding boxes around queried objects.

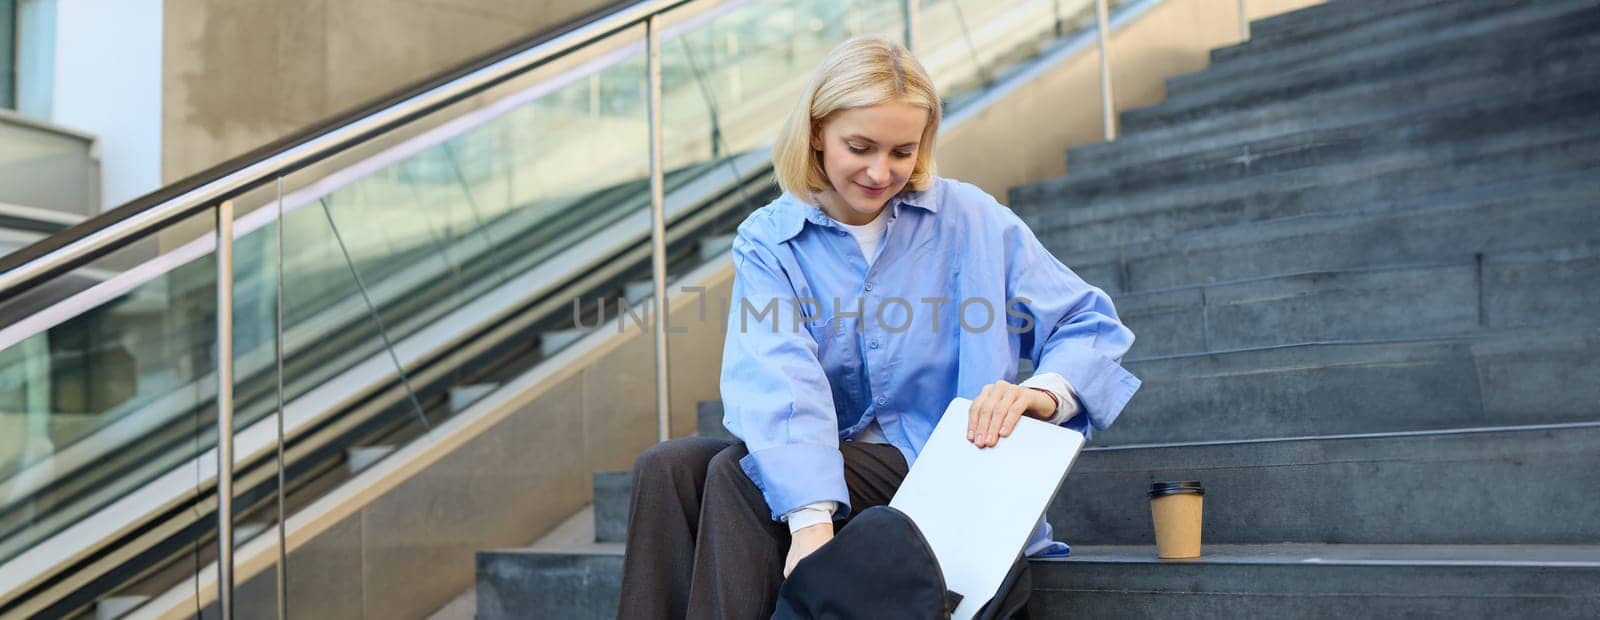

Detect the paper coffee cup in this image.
[1148,481,1204,559]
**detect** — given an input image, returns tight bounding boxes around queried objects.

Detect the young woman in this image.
[618,34,1139,619]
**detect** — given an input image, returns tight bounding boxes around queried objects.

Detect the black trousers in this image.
[616,437,910,620]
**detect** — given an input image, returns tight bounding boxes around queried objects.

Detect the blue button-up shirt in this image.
[720,177,1141,556]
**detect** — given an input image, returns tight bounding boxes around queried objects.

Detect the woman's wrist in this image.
[1025,387,1059,420]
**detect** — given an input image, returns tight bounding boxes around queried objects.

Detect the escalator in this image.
[0,0,1130,616]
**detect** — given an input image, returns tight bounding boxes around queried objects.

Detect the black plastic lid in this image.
[1148,480,1205,498]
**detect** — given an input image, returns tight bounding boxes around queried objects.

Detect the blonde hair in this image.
[772,34,942,199]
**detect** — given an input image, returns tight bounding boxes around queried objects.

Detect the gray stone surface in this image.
[1030,544,1600,618]
[1113,338,1490,444]
[1212,0,1463,62]
[1050,424,1600,546]
[1117,262,1481,357]
[593,471,631,544]
[1484,240,1600,330]
[1151,2,1600,128]
[1066,50,1600,175]
[1176,0,1580,98]
[477,549,623,620]
[1056,182,1600,293]
[696,399,736,442]
[1021,129,1600,249]
[1118,328,1600,445]
[1026,79,1600,211]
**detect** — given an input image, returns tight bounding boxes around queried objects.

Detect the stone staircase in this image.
[475,0,1600,616]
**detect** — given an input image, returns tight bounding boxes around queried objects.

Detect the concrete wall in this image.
[160,0,615,184]
[939,0,1324,201]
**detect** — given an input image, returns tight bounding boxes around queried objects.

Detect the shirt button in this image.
[864,282,874,291]
[869,340,879,349]
[876,396,887,405]
[836,230,847,236]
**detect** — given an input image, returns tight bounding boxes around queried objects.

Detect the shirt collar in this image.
[771,183,941,243]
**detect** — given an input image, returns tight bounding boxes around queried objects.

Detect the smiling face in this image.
[809,99,930,225]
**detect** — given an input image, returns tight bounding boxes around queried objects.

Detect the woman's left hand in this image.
[968,380,1055,448]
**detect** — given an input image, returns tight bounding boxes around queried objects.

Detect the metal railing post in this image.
[274,179,288,620]
[647,15,672,443]
[1238,0,1251,40]
[904,0,919,54]
[1096,0,1116,141]
[216,200,235,619]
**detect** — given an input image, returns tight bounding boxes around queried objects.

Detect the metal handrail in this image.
[0,0,692,301]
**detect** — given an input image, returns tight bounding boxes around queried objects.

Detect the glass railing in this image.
[0,0,1133,616]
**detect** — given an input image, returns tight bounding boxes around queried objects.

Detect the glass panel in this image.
[922,0,1113,105]
[271,21,656,617]
[653,0,904,277]
[0,208,214,618]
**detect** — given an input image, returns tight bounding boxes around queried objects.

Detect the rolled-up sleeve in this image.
[1004,216,1141,436]
[721,233,851,521]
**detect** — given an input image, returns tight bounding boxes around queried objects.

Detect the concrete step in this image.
[696,399,735,442]
[492,426,1600,618]
[623,280,654,305]
[1029,103,1600,246]
[1013,100,1600,239]
[593,471,630,544]
[1116,245,1600,357]
[478,505,623,620]
[1181,0,1577,99]
[1212,0,1463,62]
[1063,44,1600,176]
[1118,261,1480,358]
[1152,0,1600,127]
[1109,327,1600,446]
[1051,181,1600,294]
[478,538,1600,619]
[1030,543,1600,617]
[1029,164,1600,267]
[539,328,587,357]
[94,595,152,620]
[346,445,397,474]
[1126,8,1600,134]
[449,383,499,413]
[597,328,1600,538]
[1052,423,1600,545]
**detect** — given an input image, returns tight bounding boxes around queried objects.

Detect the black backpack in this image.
[772,505,1032,620]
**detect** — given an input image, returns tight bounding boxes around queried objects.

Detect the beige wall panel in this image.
[199,511,364,619]
[666,271,734,438]
[360,375,586,618]
[580,327,659,474]
[939,0,1326,201]
[282,512,366,619]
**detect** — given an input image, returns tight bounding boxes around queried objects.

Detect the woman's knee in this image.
[703,444,758,497]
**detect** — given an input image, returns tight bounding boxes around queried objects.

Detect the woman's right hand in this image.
[784,522,834,577]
